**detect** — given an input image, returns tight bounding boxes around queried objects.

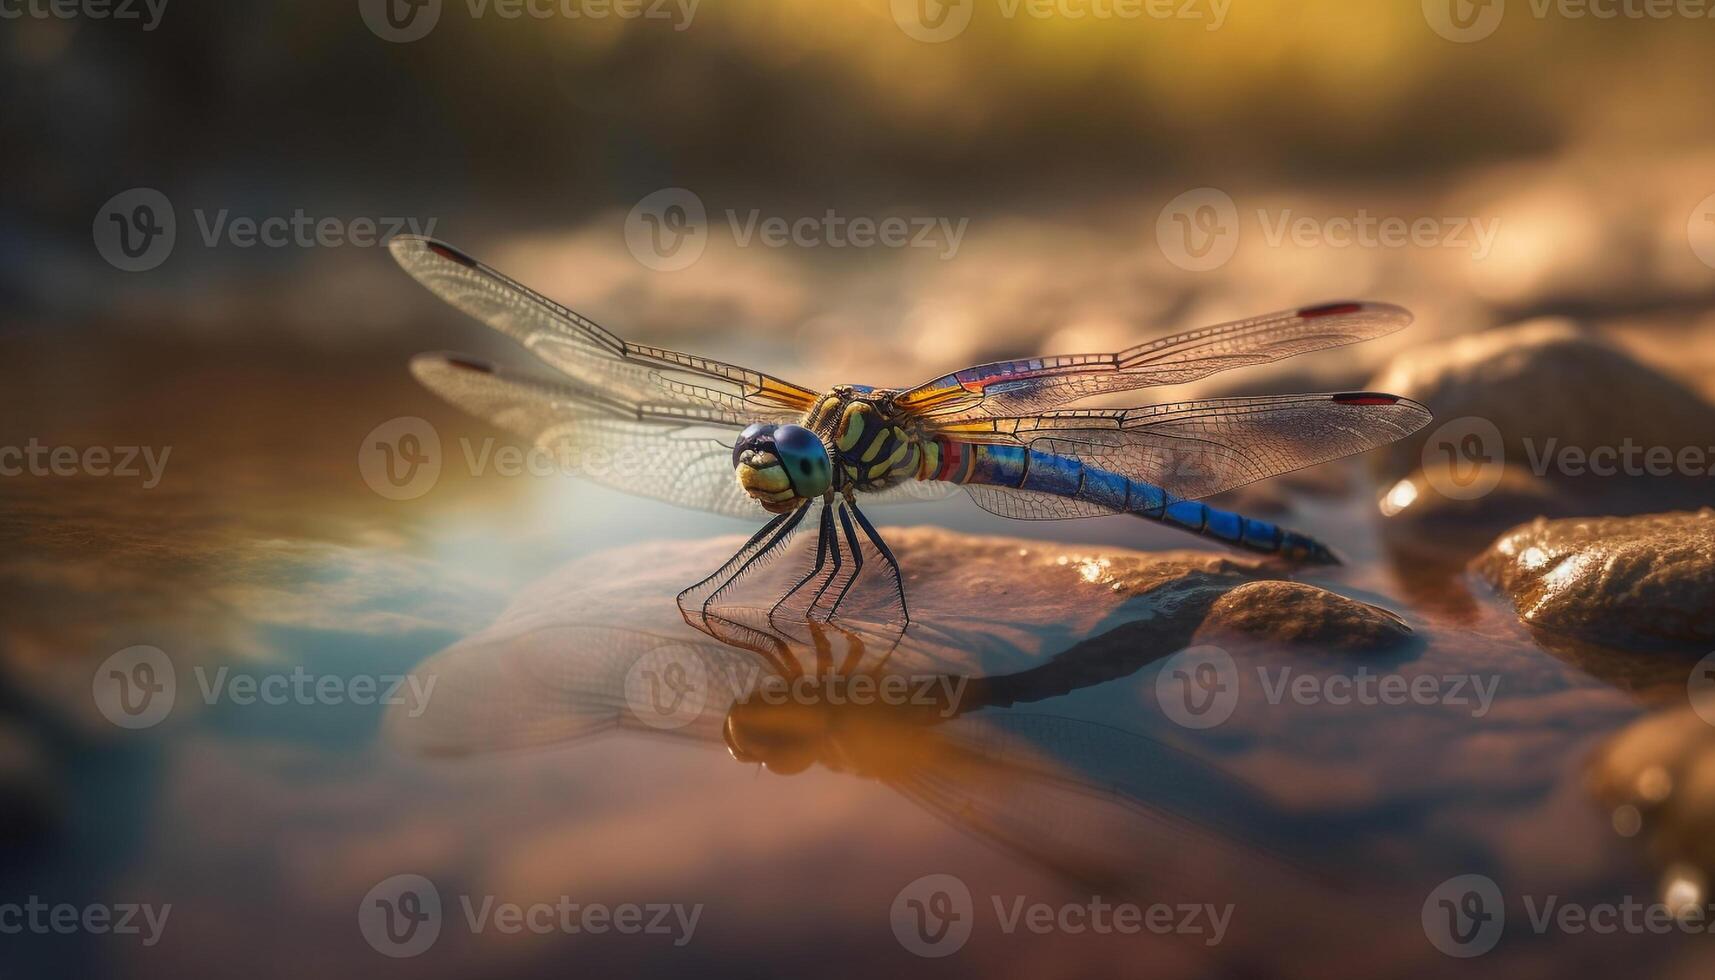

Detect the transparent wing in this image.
[935,392,1432,504]
[386,624,769,757]
[392,236,820,423]
[892,302,1411,422]
[412,352,761,518]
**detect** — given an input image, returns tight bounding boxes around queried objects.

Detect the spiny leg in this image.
[769,502,834,629]
[676,504,808,630]
[849,501,909,625]
[702,503,811,618]
[803,502,846,621]
[825,501,867,621]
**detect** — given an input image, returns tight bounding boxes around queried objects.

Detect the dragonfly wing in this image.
[386,625,765,757]
[392,236,821,423]
[936,392,1431,502]
[412,352,761,518]
[892,302,1411,421]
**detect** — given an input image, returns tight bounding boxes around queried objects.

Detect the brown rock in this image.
[1197,581,1412,654]
[1367,319,1715,487]
[1472,510,1715,649]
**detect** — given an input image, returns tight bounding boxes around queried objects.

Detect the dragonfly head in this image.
[723,695,825,775]
[732,423,832,513]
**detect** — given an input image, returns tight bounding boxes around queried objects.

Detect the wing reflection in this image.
[389,606,1349,935]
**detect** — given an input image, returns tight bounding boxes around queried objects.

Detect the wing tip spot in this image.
[442,355,495,375]
[426,240,478,268]
[1332,391,1400,405]
[1297,302,1365,319]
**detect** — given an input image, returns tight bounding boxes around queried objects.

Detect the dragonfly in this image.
[390,236,1431,627]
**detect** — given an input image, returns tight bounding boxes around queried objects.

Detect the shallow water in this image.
[1,338,1706,979]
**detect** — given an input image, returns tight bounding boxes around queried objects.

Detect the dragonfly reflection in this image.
[391,237,1429,628]
[388,607,1342,920]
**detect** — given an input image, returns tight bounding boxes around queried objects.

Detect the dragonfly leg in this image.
[824,500,866,620]
[769,503,835,629]
[849,501,909,625]
[676,504,809,629]
[803,503,847,620]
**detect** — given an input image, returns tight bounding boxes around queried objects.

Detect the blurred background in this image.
[3,1,1715,977]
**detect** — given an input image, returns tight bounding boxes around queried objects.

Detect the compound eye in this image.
[773,425,831,494]
[732,423,777,466]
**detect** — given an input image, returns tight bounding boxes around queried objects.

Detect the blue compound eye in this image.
[773,424,831,496]
[732,423,777,467]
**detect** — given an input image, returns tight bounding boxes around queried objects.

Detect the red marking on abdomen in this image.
[1298,302,1363,319]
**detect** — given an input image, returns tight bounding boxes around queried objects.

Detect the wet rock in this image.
[1197,581,1412,654]
[1472,510,1715,649]
[1366,320,1715,535]
[493,528,1409,675]
[1588,703,1715,886]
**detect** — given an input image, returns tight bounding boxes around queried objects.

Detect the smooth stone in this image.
[1472,510,1715,649]
[492,528,1409,673]
[1196,581,1412,654]
[1368,318,1715,478]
